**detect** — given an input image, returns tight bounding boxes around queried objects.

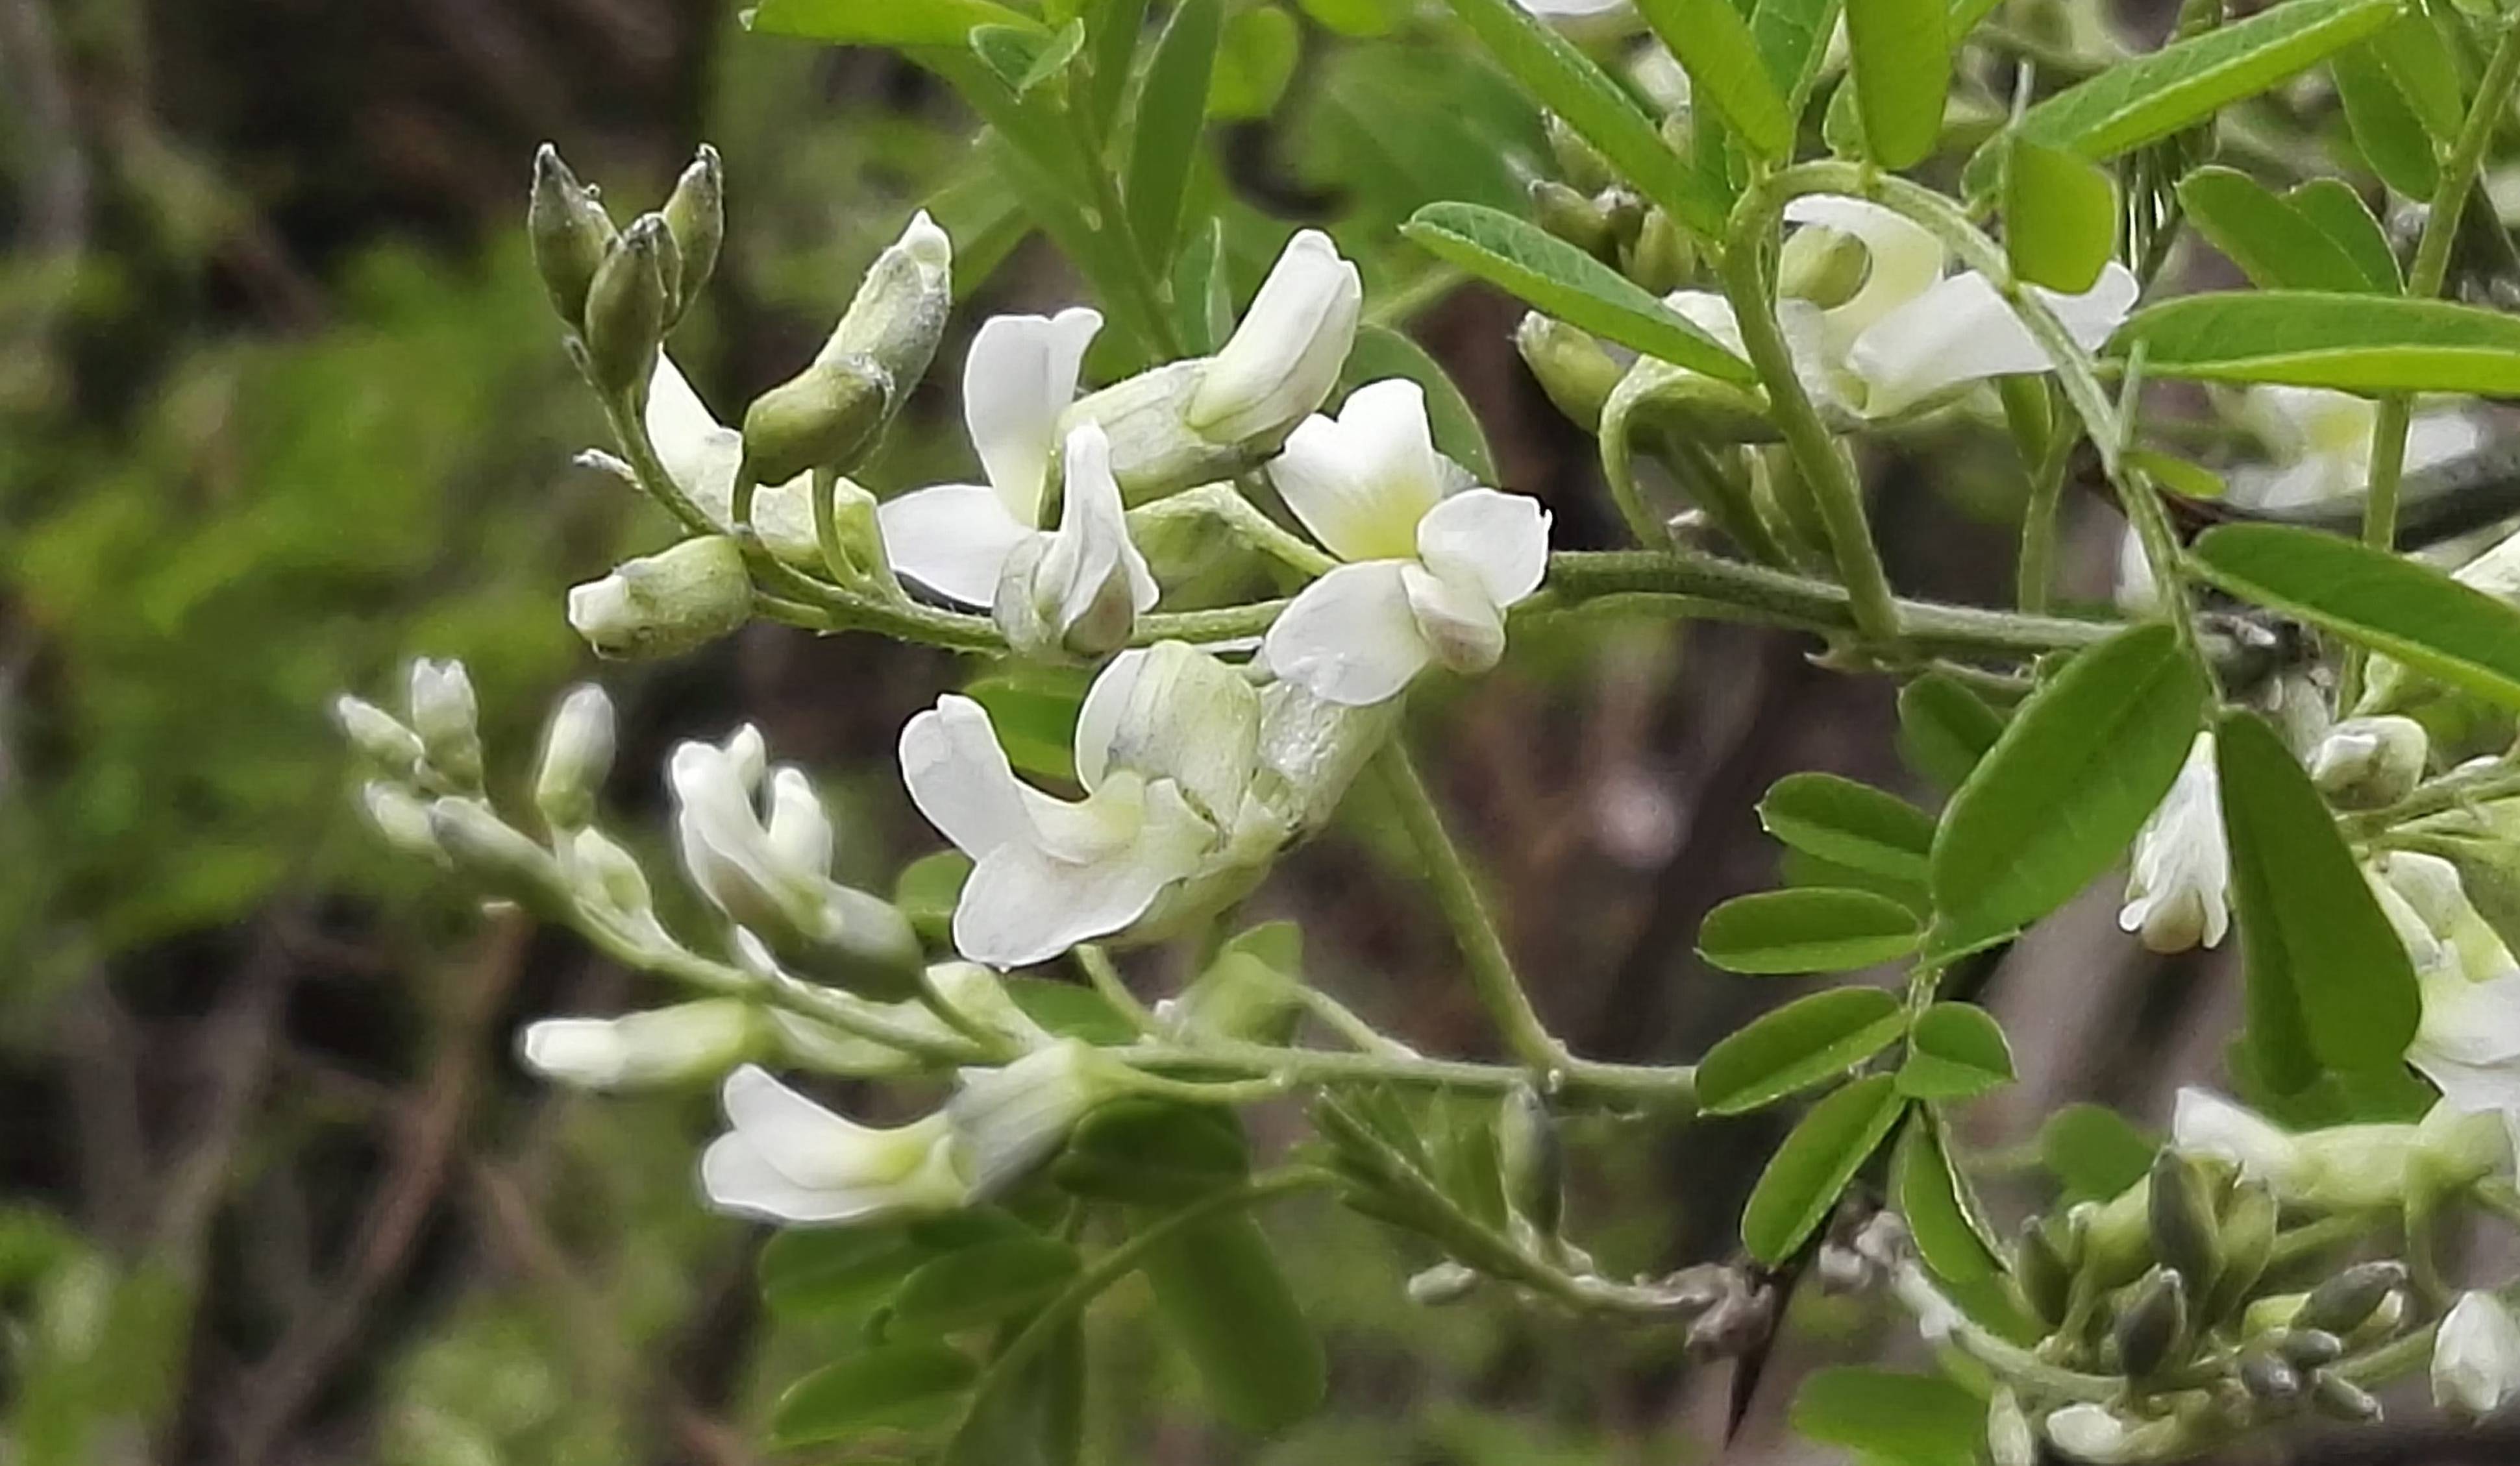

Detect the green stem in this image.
[1375,743,1570,1076]
[1721,176,1903,646]
[1074,944,1160,1035]
[2343,760,2520,840]
[2017,399,2079,615]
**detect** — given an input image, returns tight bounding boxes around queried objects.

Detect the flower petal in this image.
[878,483,1037,606]
[1416,487,1551,607]
[718,1064,933,1190]
[1188,230,1363,444]
[1262,560,1433,707]
[646,354,744,521]
[1783,195,1947,356]
[2029,262,2141,354]
[1269,378,1448,562]
[1073,642,1259,818]
[1849,263,2136,419]
[1035,422,1158,633]
[899,694,1043,861]
[963,307,1103,525]
[2171,1087,2297,1182]
[950,783,1211,967]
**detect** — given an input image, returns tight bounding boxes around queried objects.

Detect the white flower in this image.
[1260,379,1552,706]
[2230,385,2480,509]
[995,422,1159,655]
[878,307,1106,606]
[534,683,617,827]
[2043,1404,2140,1464]
[521,999,758,1090]
[700,1064,968,1225]
[947,1040,1134,1197]
[2366,851,2520,1145]
[1185,230,1363,446]
[2436,1291,2520,1419]
[900,642,1266,967]
[1659,195,2139,421]
[2119,733,2230,953]
[2171,1086,2504,1212]
[669,739,830,935]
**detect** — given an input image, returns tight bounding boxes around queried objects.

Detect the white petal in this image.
[2118,733,2229,953]
[1782,195,1947,357]
[1402,563,1507,674]
[950,782,1211,967]
[1268,378,1447,562]
[1035,422,1157,632]
[1072,643,1261,818]
[2436,1291,2520,1417]
[878,483,1037,606]
[963,308,1103,524]
[2418,970,2520,1068]
[765,766,833,880]
[2171,1087,2297,1182]
[719,1064,923,1190]
[2408,407,2486,472]
[1261,561,1433,707]
[1189,230,1363,444]
[645,355,744,520]
[2027,262,2140,354]
[1416,487,1551,607]
[899,695,1043,861]
[1847,272,2037,417]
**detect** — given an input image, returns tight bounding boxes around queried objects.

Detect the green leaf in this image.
[1782,848,1932,919]
[1435,0,1731,234]
[1929,624,2206,956]
[1124,0,1221,272]
[2119,289,2520,395]
[2332,43,2441,199]
[1751,0,1846,116]
[973,19,1087,93]
[2192,523,2520,710]
[2005,138,2118,292]
[2370,11,2465,141]
[2037,1102,2158,1203]
[1844,0,1950,168]
[2012,0,2399,159]
[1759,772,1936,885]
[1138,1213,1326,1434]
[1893,1116,2000,1285]
[1340,323,1501,482]
[1002,977,1141,1044]
[1790,1366,1983,1466]
[1052,1100,1251,1204]
[1696,987,1908,1114]
[1171,217,1234,355]
[1087,0,1154,130]
[897,849,974,947]
[747,0,1041,45]
[2215,709,2423,1092]
[1403,203,1755,383]
[760,1212,1032,1319]
[2175,166,2377,293]
[1742,1074,1907,1264]
[889,1237,1084,1336]
[1897,1001,2016,1100]
[1209,4,1299,118]
[772,1341,980,1447]
[2288,178,2403,291]
[1897,672,2007,789]
[1636,0,1798,161]
[1698,888,1922,974]
[963,666,1087,781]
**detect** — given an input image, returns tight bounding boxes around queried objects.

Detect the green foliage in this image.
[1696,986,1908,1114]
[1698,887,1923,973]
[1741,1073,1907,1263]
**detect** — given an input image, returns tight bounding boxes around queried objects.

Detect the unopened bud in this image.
[2239,1350,2303,1408]
[1777,224,1870,308]
[2115,1267,2189,1379]
[334,694,424,774]
[521,999,760,1090]
[534,684,616,830]
[567,535,752,659]
[527,144,617,328]
[362,781,443,861]
[1515,313,1625,432]
[1498,1082,1565,1240]
[1531,178,1614,256]
[427,797,558,898]
[2347,1288,2409,1350]
[408,659,482,788]
[2012,1217,2074,1326]
[1544,112,1615,194]
[2297,1261,2405,1335]
[2148,1151,2223,1299]
[584,215,672,400]
[1406,1260,1481,1306]
[1623,207,1695,294]
[1987,1389,2035,1466]
[2277,1328,2344,1369]
[563,827,655,916]
[2308,715,2428,809]
[819,211,952,397]
[2202,1180,2275,1326]
[1165,924,1303,1044]
[1815,1243,1875,1293]
[2310,1371,2382,1423]
[738,359,889,487]
[660,145,723,321]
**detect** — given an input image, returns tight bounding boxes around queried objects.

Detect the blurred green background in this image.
[0,1,2232,1461]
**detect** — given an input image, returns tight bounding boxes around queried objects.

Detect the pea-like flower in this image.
[992,423,1159,657]
[520,999,758,1091]
[900,642,1274,967]
[1260,379,1552,707]
[2119,733,2230,953]
[700,1064,969,1225]
[2436,1291,2520,1419]
[2370,851,2520,1145]
[877,306,1106,606]
[1183,230,1363,446]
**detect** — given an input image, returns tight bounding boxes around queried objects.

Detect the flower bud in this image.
[1545,112,1616,194]
[2044,1403,2182,1463]
[520,999,760,1090]
[562,827,656,918]
[1622,208,1696,295]
[527,144,617,328]
[2115,1267,2189,1378]
[1777,224,1870,309]
[2238,1350,2303,1408]
[2277,1327,2343,1369]
[361,781,443,861]
[1184,230,1361,446]
[738,360,889,489]
[426,796,558,899]
[1531,178,1615,256]
[1405,1260,1481,1306]
[947,1040,1135,1199]
[1163,924,1303,1044]
[2310,1371,2382,1423]
[583,214,673,400]
[1987,1389,2035,1466]
[1498,1082,1565,1240]
[2201,1180,2275,1327]
[567,535,752,659]
[2308,715,2428,809]
[2297,1261,2406,1335]
[407,659,482,788]
[659,145,722,322]
[2149,1151,2223,1295]
[533,683,616,831]
[334,694,424,774]
[2434,1290,2520,1419]
[1515,313,1626,432]
[2012,1217,2073,1326]
[818,211,952,398]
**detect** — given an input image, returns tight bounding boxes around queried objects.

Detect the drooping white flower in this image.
[521,999,758,1090]
[1657,195,2139,422]
[2231,385,2481,509]
[1260,379,1552,706]
[878,307,1106,606]
[947,1040,1135,1198]
[2436,1290,2520,1419]
[2119,732,2231,953]
[2369,851,2520,1144]
[900,642,1266,967]
[2171,1086,2505,1212]
[700,1064,969,1225]
[1185,230,1363,446]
